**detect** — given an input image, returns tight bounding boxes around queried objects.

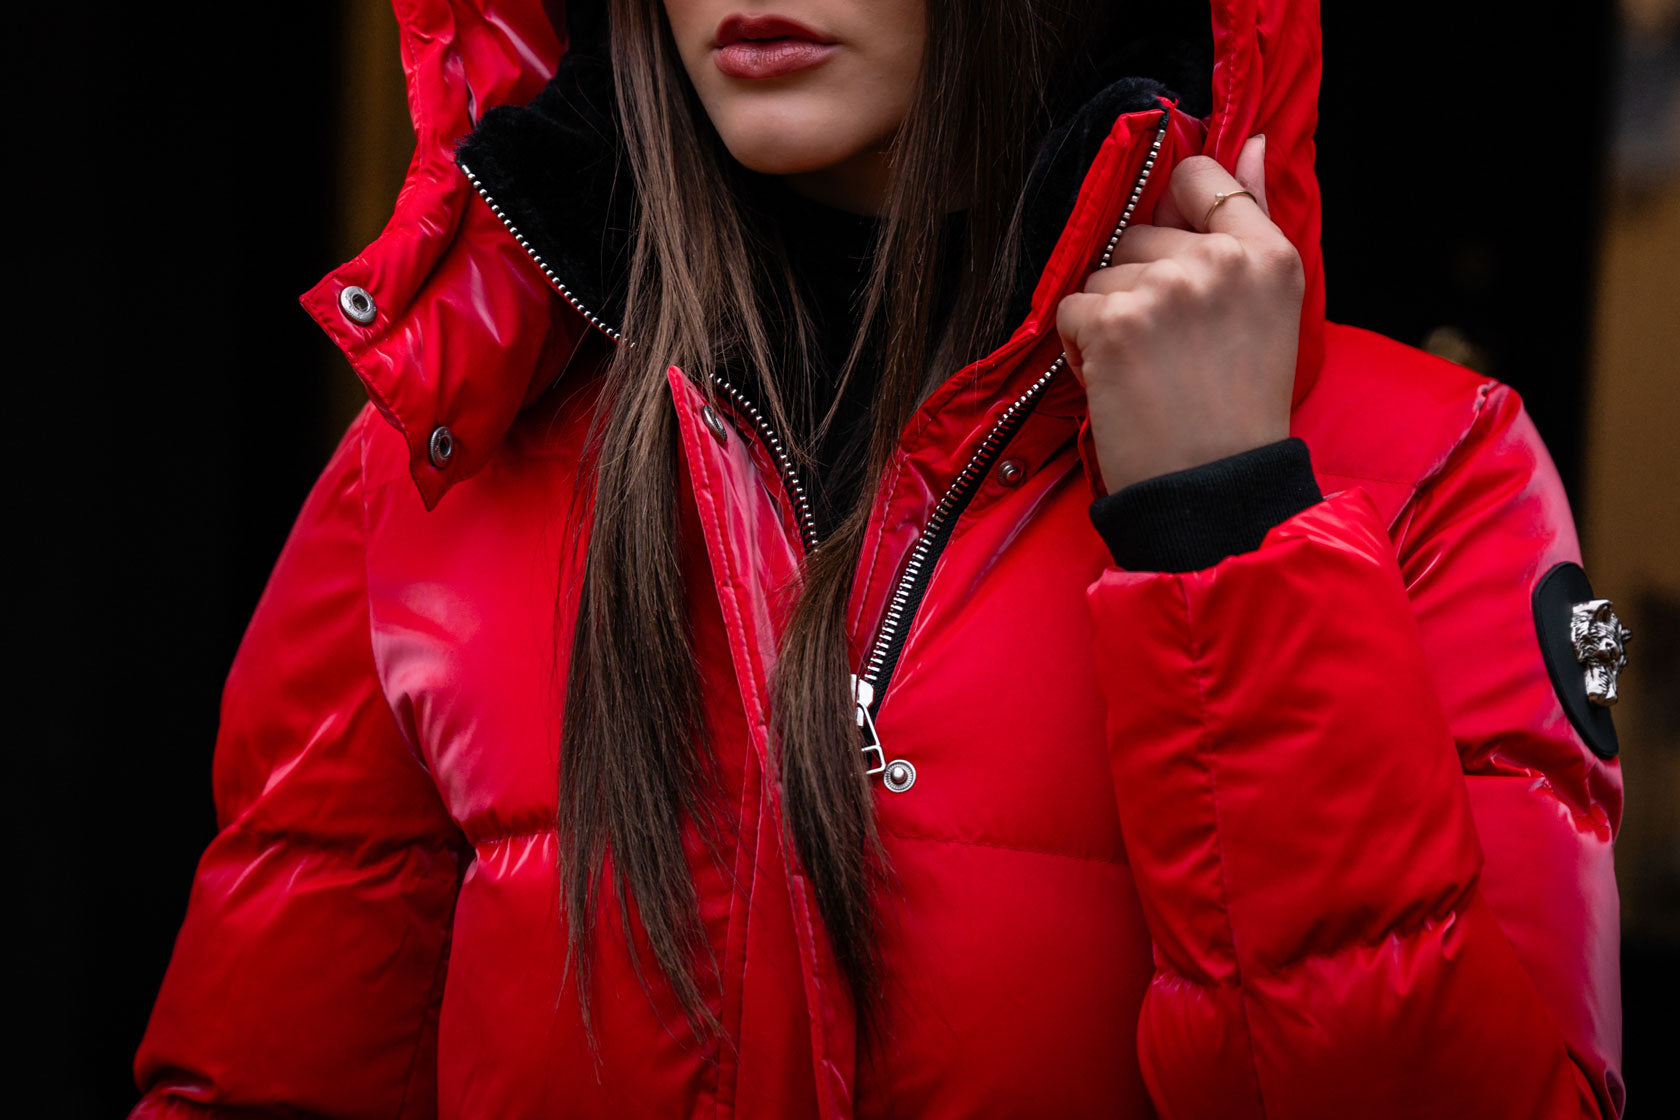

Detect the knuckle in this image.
[1084,266,1127,295]
[1144,258,1191,293]
[1199,233,1245,269]
[1089,295,1152,345]
[1257,238,1304,281]
[1094,296,1137,333]
[1056,294,1094,332]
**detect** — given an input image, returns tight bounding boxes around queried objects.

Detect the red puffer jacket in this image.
[131,1,1625,1117]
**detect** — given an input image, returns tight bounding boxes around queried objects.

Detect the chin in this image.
[711,104,880,177]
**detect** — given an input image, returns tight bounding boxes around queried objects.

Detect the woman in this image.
[131,0,1626,1117]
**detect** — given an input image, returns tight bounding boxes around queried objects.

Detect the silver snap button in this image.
[338,285,377,325]
[996,458,1026,487]
[883,759,916,794]
[701,405,729,446]
[428,425,455,468]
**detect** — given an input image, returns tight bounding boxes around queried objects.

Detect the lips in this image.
[713,14,838,80]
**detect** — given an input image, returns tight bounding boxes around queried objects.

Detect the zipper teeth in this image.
[459,162,624,343]
[464,101,1170,708]
[460,163,821,551]
[860,353,1067,687]
[859,108,1170,702]
[704,370,822,552]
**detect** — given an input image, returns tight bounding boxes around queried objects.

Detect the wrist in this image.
[1088,436,1322,571]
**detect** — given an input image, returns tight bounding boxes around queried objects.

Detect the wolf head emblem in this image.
[1569,599,1631,708]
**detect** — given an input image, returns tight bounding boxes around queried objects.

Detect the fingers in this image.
[1147,135,1267,230]
[1080,260,1151,294]
[1169,147,1273,239]
[1105,225,1204,267]
[1152,182,1190,230]
[1233,134,1269,216]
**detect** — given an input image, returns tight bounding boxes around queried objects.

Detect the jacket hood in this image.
[300,0,1325,509]
[452,2,1213,337]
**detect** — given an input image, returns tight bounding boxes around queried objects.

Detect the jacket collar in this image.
[300,0,1325,510]
[452,5,1202,341]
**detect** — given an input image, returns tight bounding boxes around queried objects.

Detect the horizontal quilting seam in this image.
[468,825,557,847]
[1465,765,1612,832]
[231,824,462,862]
[1148,953,1239,992]
[133,1089,335,1119]
[1314,469,1422,489]
[1242,889,1477,982]
[1142,899,1479,991]
[880,825,1127,867]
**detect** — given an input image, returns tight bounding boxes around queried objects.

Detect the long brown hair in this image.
[559,0,1097,1046]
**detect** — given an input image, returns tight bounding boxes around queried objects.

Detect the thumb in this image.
[1234,134,1270,217]
[1056,292,1100,387]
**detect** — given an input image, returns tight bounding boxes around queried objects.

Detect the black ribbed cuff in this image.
[1088,437,1323,572]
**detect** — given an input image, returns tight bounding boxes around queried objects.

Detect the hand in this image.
[1057,135,1305,494]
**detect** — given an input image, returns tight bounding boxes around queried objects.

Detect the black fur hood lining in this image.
[454,3,1213,336]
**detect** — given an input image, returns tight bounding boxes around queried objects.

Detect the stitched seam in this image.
[1388,382,1500,574]
[140,1091,330,1119]
[1246,892,1477,982]
[229,825,459,860]
[1489,770,1608,833]
[699,403,846,1119]
[715,748,763,1120]
[1410,380,1497,503]
[469,826,558,847]
[1150,952,1235,991]
[688,392,783,1112]
[880,826,1126,867]
[1316,468,1434,488]
[1180,577,1270,1118]
[1146,892,1477,990]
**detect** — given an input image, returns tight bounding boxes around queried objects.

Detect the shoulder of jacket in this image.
[1295,322,1541,527]
[342,399,429,506]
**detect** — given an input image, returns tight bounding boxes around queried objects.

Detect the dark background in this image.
[15,2,1675,1114]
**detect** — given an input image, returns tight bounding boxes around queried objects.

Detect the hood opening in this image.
[455,1,1214,340]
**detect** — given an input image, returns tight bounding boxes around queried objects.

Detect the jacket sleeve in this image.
[130,406,466,1119]
[1088,381,1624,1119]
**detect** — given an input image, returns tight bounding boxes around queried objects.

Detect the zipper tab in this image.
[853,673,916,793]
[853,674,886,775]
[466,105,1172,802]
[849,108,1171,796]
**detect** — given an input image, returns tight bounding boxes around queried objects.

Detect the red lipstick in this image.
[713,14,838,79]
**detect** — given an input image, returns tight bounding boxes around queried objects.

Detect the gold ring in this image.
[1203,190,1257,229]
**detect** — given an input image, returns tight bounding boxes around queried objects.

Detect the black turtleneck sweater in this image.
[754,183,1321,571]
[747,183,889,541]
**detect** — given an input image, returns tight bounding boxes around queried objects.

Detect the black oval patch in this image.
[1532,562,1620,760]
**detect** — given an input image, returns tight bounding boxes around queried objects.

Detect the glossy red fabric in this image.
[132,1,1624,1117]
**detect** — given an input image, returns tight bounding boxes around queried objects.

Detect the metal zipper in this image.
[467,106,1172,795]
[701,371,822,553]
[460,162,625,343]
[853,109,1170,793]
[461,162,821,551]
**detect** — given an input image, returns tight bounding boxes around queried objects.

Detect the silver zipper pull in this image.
[852,674,885,775]
[852,674,916,793]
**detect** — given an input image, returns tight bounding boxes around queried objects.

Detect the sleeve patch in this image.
[1532,562,1625,760]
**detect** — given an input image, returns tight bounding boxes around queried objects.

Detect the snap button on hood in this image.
[339,285,377,325]
[428,425,456,468]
